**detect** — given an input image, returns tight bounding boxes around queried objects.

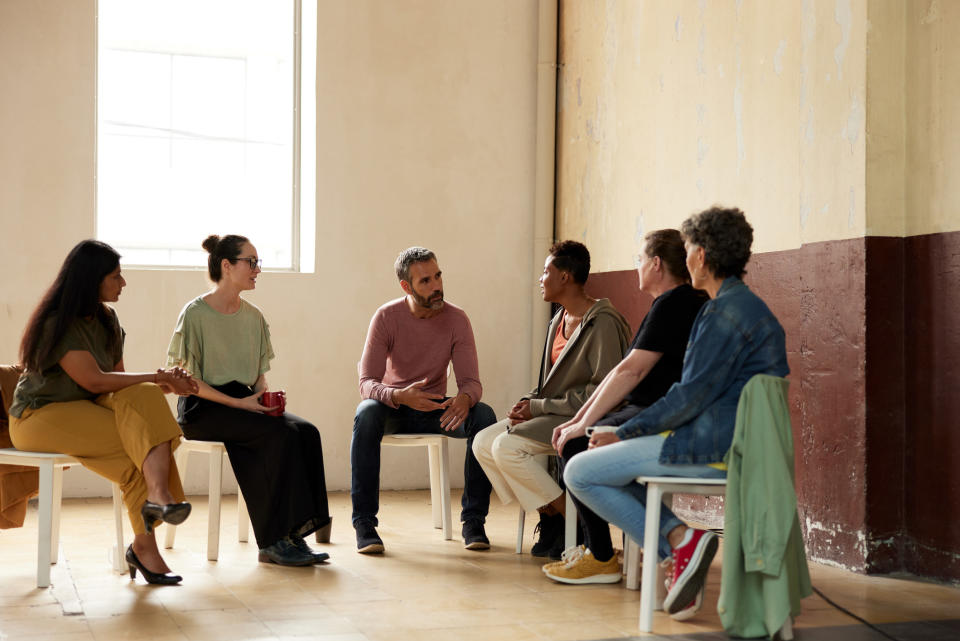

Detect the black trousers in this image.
[177,382,331,549]
[560,402,646,563]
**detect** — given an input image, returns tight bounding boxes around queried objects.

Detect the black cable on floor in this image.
[811,585,904,641]
[706,530,907,640]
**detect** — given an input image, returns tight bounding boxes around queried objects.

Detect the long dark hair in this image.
[19,240,122,372]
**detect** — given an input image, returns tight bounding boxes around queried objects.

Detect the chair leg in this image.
[778,616,794,641]
[207,447,223,561]
[439,438,452,540]
[563,491,576,551]
[428,443,442,530]
[516,508,525,554]
[111,483,126,572]
[37,461,54,588]
[639,482,665,633]
[50,465,63,565]
[164,446,189,550]
[625,536,642,590]
[237,490,249,543]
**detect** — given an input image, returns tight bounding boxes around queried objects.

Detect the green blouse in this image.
[166,296,274,387]
[9,308,125,418]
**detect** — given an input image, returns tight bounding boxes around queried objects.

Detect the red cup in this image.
[261,390,286,417]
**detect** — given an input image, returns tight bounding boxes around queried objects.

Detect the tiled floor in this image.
[1,490,958,640]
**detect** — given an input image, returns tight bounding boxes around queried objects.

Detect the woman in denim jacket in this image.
[563,206,788,621]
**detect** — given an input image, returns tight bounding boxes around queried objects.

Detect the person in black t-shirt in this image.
[543,229,707,584]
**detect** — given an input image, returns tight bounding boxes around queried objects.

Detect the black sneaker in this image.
[355,521,385,554]
[258,537,317,566]
[462,519,490,550]
[531,512,564,558]
[290,534,330,564]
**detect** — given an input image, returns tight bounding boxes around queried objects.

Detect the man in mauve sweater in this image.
[352,247,496,554]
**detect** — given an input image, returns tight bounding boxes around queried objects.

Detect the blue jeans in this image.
[351,399,496,527]
[563,434,726,559]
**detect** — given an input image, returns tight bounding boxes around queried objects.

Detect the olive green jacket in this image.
[718,375,812,638]
[509,298,630,444]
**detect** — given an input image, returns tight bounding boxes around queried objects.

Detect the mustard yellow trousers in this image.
[9,383,185,535]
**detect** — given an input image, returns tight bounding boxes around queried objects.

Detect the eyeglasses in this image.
[235,256,262,269]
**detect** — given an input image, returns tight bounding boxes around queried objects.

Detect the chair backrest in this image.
[1,364,24,443]
[0,364,39,529]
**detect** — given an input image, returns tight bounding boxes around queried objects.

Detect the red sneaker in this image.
[663,528,718,615]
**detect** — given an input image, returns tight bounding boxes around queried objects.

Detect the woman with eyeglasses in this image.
[9,239,196,585]
[166,234,332,567]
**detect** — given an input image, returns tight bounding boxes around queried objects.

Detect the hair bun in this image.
[202,235,221,253]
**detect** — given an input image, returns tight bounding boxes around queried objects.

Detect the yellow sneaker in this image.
[544,548,622,584]
[541,545,586,574]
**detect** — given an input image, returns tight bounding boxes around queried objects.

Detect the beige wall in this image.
[905,0,960,236]
[1,0,545,496]
[556,0,959,272]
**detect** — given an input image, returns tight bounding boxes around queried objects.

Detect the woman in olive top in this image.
[167,234,331,567]
[9,240,197,585]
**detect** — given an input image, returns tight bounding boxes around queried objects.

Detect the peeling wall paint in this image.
[555,0,878,272]
[557,0,960,581]
[774,39,787,75]
[833,0,852,79]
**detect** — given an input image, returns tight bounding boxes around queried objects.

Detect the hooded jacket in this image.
[509,298,631,444]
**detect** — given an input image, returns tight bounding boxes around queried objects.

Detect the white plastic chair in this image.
[515,489,576,554]
[628,475,794,639]
[382,434,452,540]
[630,477,730,633]
[163,439,249,560]
[0,448,126,588]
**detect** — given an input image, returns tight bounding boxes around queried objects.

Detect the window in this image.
[96,0,316,272]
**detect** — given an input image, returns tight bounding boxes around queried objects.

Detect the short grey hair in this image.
[394,247,437,283]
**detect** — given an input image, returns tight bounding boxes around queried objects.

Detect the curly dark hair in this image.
[680,206,753,279]
[548,240,590,285]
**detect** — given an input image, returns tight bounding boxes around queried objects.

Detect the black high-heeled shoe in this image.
[125,545,182,585]
[141,501,192,534]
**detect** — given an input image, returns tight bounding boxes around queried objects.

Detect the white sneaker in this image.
[541,545,585,574]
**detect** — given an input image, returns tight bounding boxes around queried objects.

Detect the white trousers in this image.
[472,419,563,513]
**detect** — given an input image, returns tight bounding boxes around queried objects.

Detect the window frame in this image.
[93,0,317,273]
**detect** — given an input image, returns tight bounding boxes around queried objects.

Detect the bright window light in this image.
[97,0,316,272]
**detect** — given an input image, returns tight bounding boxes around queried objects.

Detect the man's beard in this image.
[412,290,444,310]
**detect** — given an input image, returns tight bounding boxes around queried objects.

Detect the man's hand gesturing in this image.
[438,393,471,432]
[392,378,444,412]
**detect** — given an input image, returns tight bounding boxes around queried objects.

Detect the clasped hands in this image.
[507,399,532,425]
[394,378,471,431]
[551,418,621,455]
[155,367,198,396]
